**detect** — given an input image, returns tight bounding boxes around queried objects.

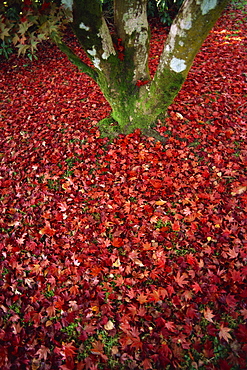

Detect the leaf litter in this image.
[0,3,247,370]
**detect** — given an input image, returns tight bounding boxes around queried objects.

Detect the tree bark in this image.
[60,0,229,137]
[114,0,150,82]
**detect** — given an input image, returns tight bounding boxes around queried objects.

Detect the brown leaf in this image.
[35,345,50,361]
[231,185,247,196]
[32,359,40,370]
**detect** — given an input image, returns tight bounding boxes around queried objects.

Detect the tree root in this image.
[142,128,168,144]
[98,117,167,144]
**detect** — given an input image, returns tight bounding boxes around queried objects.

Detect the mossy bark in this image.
[60,0,229,138]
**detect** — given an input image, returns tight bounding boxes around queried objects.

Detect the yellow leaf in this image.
[113,258,121,267]
[18,21,33,35]
[0,26,11,40]
[91,306,99,313]
[12,33,20,46]
[104,320,114,331]
[17,43,29,57]
[45,320,53,327]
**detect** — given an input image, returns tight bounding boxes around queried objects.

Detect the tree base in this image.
[142,128,167,143]
[98,116,121,140]
[98,115,167,144]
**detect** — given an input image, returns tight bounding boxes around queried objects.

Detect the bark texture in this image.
[60,0,229,137]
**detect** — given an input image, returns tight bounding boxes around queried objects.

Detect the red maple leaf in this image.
[225,294,237,309]
[236,324,247,342]
[203,307,215,323]
[240,308,247,320]
[148,290,160,302]
[39,222,56,236]
[63,342,77,359]
[1,5,246,369]
[149,179,162,189]
[172,220,180,231]
[165,321,176,332]
[227,247,239,259]
[174,271,188,287]
[141,358,152,370]
[136,79,149,87]
[165,148,173,158]
[112,237,124,248]
[192,282,202,293]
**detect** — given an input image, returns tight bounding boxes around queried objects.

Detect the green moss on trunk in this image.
[58,0,229,140]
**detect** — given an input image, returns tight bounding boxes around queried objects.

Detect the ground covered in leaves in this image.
[0,2,247,370]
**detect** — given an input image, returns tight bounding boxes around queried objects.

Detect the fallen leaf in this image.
[203,307,215,323]
[219,324,232,342]
[104,320,114,331]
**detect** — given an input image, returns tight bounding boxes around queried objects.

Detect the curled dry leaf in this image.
[104,320,115,331]
[231,185,247,196]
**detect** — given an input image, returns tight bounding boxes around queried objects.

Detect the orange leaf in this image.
[69,285,79,295]
[32,264,42,275]
[219,324,232,342]
[46,305,56,317]
[165,149,173,158]
[137,292,148,304]
[172,220,180,231]
[91,340,105,356]
[63,342,77,359]
[39,224,56,236]
[155,200,166,206]
[112,237,124,248]
[149,179,162,189]
[91,305,99,313]
[142,242,153,250]
[148,290,160,302]
[54,298,64,310]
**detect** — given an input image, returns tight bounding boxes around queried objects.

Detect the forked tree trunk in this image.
[59,0,229,137]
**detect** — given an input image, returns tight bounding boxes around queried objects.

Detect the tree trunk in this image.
[60,0,229,137]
